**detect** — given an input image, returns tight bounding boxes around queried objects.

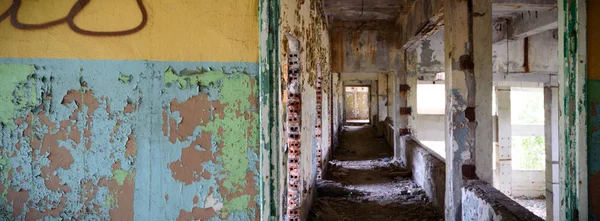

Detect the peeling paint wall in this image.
[0,1,261,220]
[416,30,445,75]
[558,0,588,219]
[330,29,398,73]
[279,0,331,219]
[493,30,558,74]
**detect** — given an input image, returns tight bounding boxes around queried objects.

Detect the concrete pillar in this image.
[558,0,588,220]
[544,86,559,221]
[393,51,409,162]
[371,80,378,124]
[496,87,512,196]
[378,73,388,121]
[406,49,418,137]
[443,0,493,220]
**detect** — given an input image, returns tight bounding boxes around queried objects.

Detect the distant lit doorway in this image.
[344,86,370,124]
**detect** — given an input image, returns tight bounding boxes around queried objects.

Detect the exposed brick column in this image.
[285,34,301,221]
[316,63,323,179]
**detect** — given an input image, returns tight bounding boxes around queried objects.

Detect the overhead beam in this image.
[398,0,557,48]
[493,0,557,12]
[493,10,558,44]
[396,0,444,50]
[493,72,558,86]
[417,71,557,85]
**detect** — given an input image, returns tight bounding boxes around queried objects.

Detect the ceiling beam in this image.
[398,0,557,48]
[493,10,558,44]
[492,0,557,12]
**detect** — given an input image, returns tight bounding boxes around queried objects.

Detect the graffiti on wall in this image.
[0,0,147,36]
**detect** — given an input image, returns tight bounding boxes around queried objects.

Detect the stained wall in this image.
[0,1,261,220]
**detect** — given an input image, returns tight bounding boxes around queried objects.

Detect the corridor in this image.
[1,0,598,220]
[309,126,441,221]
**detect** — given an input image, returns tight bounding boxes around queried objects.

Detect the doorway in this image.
[344,86,370,124]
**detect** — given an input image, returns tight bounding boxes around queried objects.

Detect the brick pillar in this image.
[285,34,301,221]
[316,63,323,179]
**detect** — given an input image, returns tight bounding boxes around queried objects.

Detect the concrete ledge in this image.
[406,138,446,215]
[462,180,544,221]
[380,120,395,150]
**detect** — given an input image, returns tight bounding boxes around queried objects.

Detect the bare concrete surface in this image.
[309,126,442,221]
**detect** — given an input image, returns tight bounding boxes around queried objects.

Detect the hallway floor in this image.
[309,126,442,221]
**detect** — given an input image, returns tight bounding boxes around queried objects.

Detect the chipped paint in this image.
[0,58,260,220]
[258,0,281,219]
[442,0,493,220]
[0,64,36,128]
[558,0,588,219]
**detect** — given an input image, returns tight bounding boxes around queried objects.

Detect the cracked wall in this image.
[0,1,261,220]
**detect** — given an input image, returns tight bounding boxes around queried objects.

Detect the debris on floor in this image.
[512,196,547,220]
[309,126,442,221]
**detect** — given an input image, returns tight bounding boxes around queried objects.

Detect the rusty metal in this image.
[462,164,478,179]
[465,106,476,122]
[285,34,301,221]
[316,63,323,180]
[399,128,411,135]
[399,84,410,92]
[399,107,412,115]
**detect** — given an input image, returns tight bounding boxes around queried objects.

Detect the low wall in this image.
[511,170,545,197]
[462,180,544,221]
[379,121,444,214]
[381,121,542,220]
[405,138,446,214]
[379,119,394,151]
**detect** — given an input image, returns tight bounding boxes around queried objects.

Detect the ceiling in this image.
[323,0,414,22]
[323,0,557,23]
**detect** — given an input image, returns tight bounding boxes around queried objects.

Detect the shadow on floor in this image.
[309,126,443,221]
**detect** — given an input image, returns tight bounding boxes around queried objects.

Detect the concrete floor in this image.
[512,196,547,220]
[345,119,370,124]
[309,126,442,221]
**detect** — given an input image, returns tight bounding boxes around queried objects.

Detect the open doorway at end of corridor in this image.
[344,86,370,124]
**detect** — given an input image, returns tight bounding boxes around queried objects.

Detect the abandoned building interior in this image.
[0,0,598,220]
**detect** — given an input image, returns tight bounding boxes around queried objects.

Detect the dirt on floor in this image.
[512,196,547,220]
[309,126,443,221]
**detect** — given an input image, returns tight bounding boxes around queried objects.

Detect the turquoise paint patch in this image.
[0,58,259,221]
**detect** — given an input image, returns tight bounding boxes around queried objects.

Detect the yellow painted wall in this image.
[0,0,258,62]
